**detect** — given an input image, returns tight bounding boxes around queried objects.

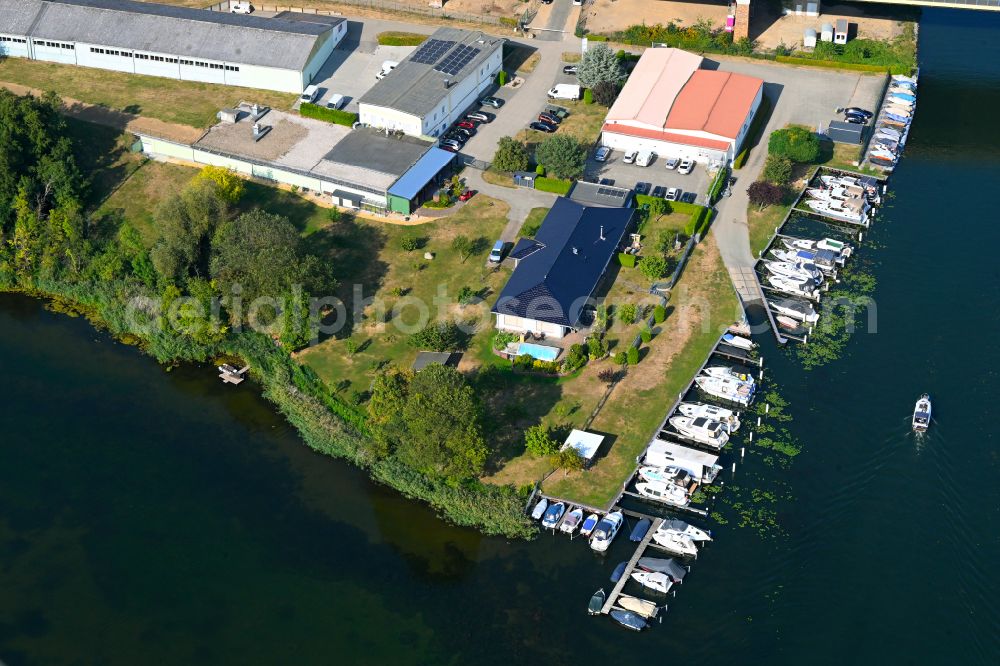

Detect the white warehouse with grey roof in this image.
[358,27,504,138]
[0,0,346,93]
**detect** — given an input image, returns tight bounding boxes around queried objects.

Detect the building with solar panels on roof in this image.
[0,0,346,93]
[358,27,504,139]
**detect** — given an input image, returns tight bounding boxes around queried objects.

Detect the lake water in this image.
[2,8,999,665]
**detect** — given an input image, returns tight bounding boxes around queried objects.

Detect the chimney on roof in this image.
[572,247,579,255]
[443,79,451,89]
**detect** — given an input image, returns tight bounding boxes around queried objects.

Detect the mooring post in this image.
[731,462,736,475]
[749,431,754,443]
[757,416,762,427]
[741,447,745,460]
[765,403,770,414]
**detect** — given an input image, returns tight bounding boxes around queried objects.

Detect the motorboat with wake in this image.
[912,393,932,432]
[766,274,820,300]
[637,557,689,583]
[762,259,823,283]
[668,415,730,449]
[694,374,755,406]
[677,402,741,432]
[635,480,690,507]
[721,332,755,351]
[580,513,600,537]
[631,570,674,594]
[768,296,819,323]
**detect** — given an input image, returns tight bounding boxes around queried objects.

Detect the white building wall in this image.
[495,314,567,339]
[132,51,183,79]
[77,43,135,73]
[0,35,30,58]
[139,136,196,161]
[358,104,424,136]
[732,86,763,153]
[232,63,303,93]
[599,131,728,165]
[300,23,345,89]
[30,39,77,65]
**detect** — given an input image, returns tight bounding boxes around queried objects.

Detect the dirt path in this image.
[0,81,204,144]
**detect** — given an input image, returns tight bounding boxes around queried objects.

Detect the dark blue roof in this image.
[492,198,636,328]
[509,237,544,261]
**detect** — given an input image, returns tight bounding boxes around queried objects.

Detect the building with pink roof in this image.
[601,47,764,165]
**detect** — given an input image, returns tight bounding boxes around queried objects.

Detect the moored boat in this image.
[637,557,688,582]
[559,508,583,534]
[635,480,689,507]
[702,365,755,383]
[588,588,606,615]
[721,332,755,350]
[763,259,823,282]
[617,594,659,619]
[610,561,628,583]
[660,517,712,542]
[580,512,600,536]
[768,296,819,323]
[541,501,565,529]
[530,497,548,520]
[651,530,698,557]
[630,518,652,542]
[767,274,819,300]
[610,609,647,631]
[668,415,729,449]
[694,374,755,406]
[912,393,932,432]
[590,511,624,552]
[677,402,741,432]
[631,570,674,594]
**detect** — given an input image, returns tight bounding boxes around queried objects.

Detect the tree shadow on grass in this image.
[66,117,132,210]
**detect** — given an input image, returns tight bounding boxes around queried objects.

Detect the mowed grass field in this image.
[0,58,297,128]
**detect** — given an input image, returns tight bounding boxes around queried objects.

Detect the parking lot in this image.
[583,149,712,204]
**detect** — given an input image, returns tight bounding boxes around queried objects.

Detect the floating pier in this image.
[601,516,664,615]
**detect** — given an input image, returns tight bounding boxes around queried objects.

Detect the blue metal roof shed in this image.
[387,147,455,214]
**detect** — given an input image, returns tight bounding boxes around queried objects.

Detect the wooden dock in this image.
[219,364,249,385]
[601,517,663,614]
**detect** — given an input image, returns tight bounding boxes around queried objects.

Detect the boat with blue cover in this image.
[630,518,651,542]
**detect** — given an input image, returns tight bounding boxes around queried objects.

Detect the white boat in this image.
[630,571,674,594]
[677,402,741,432]
[776,314,801,331]
[660,517,712,542]
[762,259,823,282]
[651,530,698,557]
[617,594,659,619]
[912,393,931,432]
[637,465,694,487]
[884,104,912,116]
[768,297,819,323]
[694,375,755,406]
[530,497,548,520]
[781,236,853,258]
[892,74,917,85]
[668,415,729,449]
[767,274,819,299]
[541,501,565,529]
[770,248,838,272]
[702,365,755,384]
[590,511,623,552]
[876,127,902,140]
[806,198,868,225]
[635,481,690,507]
[559,508,584,534]
[721,332,754,351]
[580,513,600,537]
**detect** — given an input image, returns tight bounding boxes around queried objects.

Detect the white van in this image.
[300,85,320,104]
[376,61,399,80]
[326,94,346,110]
[636,151,654,167]
[547,84,581,100]
[231,2,253,14]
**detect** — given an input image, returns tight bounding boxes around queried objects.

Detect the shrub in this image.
[587,335,608,360]
[653,304,666,323]
[522,220,542,238]
[707,168,728,204]
[747,181,786,210]
[638,255,667,281]
[535,164,545,176]
[768,126,821,163]
[563,343,588,373]
[551,447,585,471]
[593,80,620,106]
[627,346,639,365]
[525,424,560,456]
[457,286,476,304]
[598,368,619,384]
[399,235,420,252]
[299,102,359,127]
[618,303,637,325]
[535,135,587,180]
[618,252,636,268]
[534,177,573,195]
[583,88,594,104]
[492,330,519,351]
[345,339,358,355]
[640,327,652,344]
[494,137,530,173]
[408,322,464,351]
[763,154,793,185]
[613,351,627,365]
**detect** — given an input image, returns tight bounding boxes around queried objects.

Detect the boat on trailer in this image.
[912,394,932,432]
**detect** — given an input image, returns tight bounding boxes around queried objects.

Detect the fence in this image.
[204,1,517,28]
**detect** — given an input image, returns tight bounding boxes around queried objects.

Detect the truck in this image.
[547,84,581,101]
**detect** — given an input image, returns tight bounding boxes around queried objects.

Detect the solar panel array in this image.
[410,39,456,65]
[434,45,481,76]
[596,187,627,199]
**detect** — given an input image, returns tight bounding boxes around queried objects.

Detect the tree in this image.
[367,366,414,459]
[577,43,626,88]
[196,166,245,203]
[638,254,668,281]
[768,126,820,163]
[646,196,668,222]
[492,136,530,173]
[210,209,330,308]
[535,135,587,180]
[550,447,585,472]
[747,181,786,211]
[593,80,620,107]
[407,322,464,351]
[525,424,560,456]
[618,303,637,325]
[627,346,639,365]
[151,180,229,283]
[451,235,474,262]
[763,154,793,186]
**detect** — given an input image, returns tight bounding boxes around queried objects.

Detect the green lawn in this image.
[297,196,511,395]
[517,99,607,152]
[747,202,790,259]
[541,236,741,507]
[0,58,296,128]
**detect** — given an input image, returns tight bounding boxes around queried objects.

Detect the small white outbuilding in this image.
[803,28,817,49]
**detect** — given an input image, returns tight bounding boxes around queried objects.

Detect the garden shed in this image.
[803,28,817,49]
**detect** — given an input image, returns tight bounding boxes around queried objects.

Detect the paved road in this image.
[463,169,557,242]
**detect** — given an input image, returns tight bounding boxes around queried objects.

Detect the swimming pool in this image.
[517,342,561,362]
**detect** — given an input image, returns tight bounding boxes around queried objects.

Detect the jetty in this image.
[218,364,249,385]
[601,515,664,615]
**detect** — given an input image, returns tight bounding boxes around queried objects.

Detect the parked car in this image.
[678,158,695,175]
[466,112,490,123]
[544,107,570,121]
[453,127,476,138]
[440,138,463,150]
[538,112,561,125]
[844,107,873,119]
[651,185,666,198]
[599,177,615,186]
[635,151,654,167]
[480,96,504,108]
[529,121,557,133]
[844,115,867,125]
[664,156,680,170]
[634,181,651,195]
[326,94,346,110]
[623,150,638,165]
[299,85,319,104]
[439,144,459,153]
[681,191,697,204]
[489,240,505,263]
[595,146,611,162]
[562,65,578,75]
[457,120,477,130]
[459,190,476,202]
[665,187,681,201]
[442,134,466,146]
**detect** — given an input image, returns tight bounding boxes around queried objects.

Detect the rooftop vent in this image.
[572,247,579,255]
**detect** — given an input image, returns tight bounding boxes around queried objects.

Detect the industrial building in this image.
[137,104,455,215]
[0,0,345,93]
[600,48,764,166]
[358,27,504,139]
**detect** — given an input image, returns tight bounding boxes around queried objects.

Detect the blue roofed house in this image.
[492,198,637,339]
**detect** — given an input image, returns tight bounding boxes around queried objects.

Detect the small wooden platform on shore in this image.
[219,364,249,385]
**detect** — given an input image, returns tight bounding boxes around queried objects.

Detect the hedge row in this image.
[707,168,727,205]
[534,177,573,195]
[299,102,358,127]
[377,32,428,46]
[683,206,712,237]
[775,55,911,75]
